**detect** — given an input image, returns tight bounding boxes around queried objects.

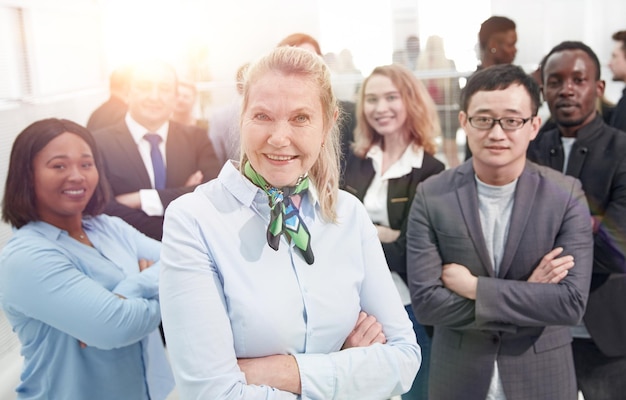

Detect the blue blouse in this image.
[160,161,420,399]
[0,215,174,400]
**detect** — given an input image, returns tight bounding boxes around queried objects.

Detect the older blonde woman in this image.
[159,46,420,399]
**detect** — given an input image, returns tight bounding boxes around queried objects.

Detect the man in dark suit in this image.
[87,65,132,132]
[528,41,626,400]
[408,64,593,399]
[608,30,626,132]
[93,60,221,241]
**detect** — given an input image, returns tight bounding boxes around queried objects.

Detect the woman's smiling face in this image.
[241,71,326,188]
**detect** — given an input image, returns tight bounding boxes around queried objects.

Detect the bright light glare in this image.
[102,0,207,70]
[318,0,393,76]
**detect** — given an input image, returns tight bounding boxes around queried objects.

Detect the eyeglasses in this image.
[468,116,534,131]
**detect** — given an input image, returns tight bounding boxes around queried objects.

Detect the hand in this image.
[375,225,401,243]
[527,247,574,284]
[237,355,301,394]
[115,192,141,209]
[342,311,386,349]
[138,258,155,272]
[184,170,203,187]
[442,263,478,300]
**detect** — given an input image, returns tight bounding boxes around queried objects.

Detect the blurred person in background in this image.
[608,30,626,132]
[277,32,358,176]
[208,62,249,166]
[172,80,209,130]
[342,63,444,400]
[465,16,518,160]
[86,65,132,132]
[93,60,220,241]
[417,35,462,167]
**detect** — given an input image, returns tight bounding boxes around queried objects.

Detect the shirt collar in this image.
[366,143,425,180]
[561,113,604,144]
[219,161,320,213]
[125,113,169,145]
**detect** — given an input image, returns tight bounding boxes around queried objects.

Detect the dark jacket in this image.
[93,120,221,240]
[341,149,444,282]
[527,114,626,357]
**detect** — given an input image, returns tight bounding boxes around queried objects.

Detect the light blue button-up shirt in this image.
[160,161,420,399]
[0,215,174,400]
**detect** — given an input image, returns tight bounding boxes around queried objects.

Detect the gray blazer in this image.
[407,160,593,400]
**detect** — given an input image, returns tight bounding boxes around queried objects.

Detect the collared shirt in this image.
[125,113,169,216]
[363,144,424,304]
[0,215,174,400]
[363,144,424,227]
[159,161,421,400]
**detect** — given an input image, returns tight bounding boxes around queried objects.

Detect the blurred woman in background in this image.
[342,63,444,400]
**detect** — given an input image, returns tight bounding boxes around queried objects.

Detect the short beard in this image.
[555,110,595,128]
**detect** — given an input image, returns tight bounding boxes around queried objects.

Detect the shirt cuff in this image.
[292,353,335,399]
[140,189,164,216]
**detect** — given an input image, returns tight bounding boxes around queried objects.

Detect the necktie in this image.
[244,161,314,265]
[144,133,166,190]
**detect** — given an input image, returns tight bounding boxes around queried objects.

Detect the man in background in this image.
[528,41,626,400]
[608,30,626,132]
[171,80,209,131]
[87,65,132,131]
[93,60,220,241]
[465,16,518,160]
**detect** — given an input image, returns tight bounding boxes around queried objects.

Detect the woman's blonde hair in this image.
[352,63,440,158]
[239,46,340,222]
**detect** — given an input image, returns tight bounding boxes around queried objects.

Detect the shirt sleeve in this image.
[159,200,298,400]
[108,216,162,299]
[0,239,162,350]
[139,188,165,216]
[160,191,419,400]
[294,211,421,399]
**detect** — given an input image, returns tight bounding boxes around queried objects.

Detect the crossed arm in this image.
[238,311,386,394]
[443,247,575,300]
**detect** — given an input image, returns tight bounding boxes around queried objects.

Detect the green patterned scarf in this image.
[244,161,314,265]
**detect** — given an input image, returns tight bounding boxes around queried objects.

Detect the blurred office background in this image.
[0,0,624,397]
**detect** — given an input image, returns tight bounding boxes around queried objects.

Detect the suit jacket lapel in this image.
[456,164,494,277]
[498,164,538,278]
[114,123,152,187]
[165,124,184,188]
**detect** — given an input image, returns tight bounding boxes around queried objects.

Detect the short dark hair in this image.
[2,118,110,228]
[541,41,601,82]
[612,30,626,55]
[460,64,541,115]
[479,16,516,50]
